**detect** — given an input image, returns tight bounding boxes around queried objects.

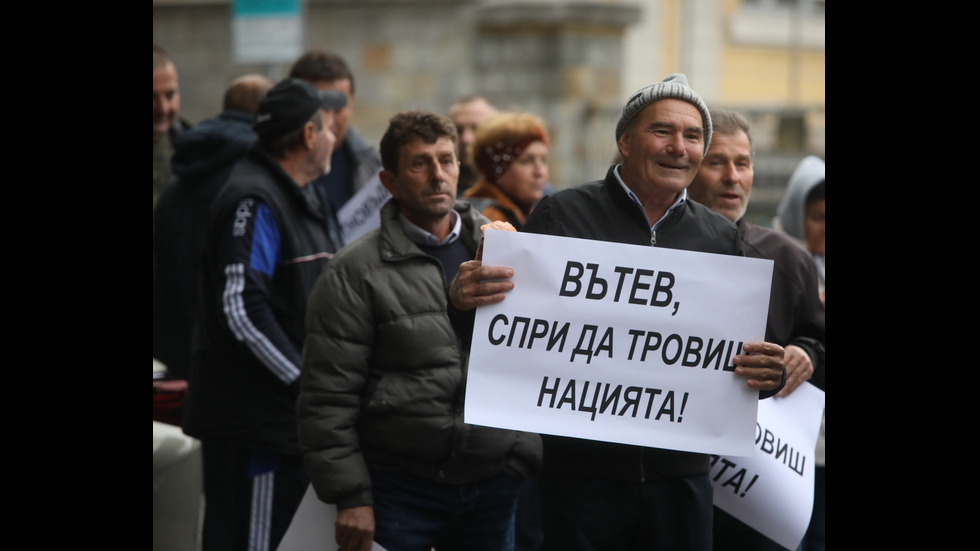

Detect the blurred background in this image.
[153,0,824,226]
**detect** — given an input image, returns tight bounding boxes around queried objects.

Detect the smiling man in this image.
[447,74,788,551]
[298,110,542,551]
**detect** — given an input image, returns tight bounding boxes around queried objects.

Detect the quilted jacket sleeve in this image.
[297,261,376,511]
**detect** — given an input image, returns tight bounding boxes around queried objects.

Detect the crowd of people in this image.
[153,44,825,551]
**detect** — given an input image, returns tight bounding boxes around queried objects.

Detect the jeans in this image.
[369,466,523,551]
[515,477,544,551]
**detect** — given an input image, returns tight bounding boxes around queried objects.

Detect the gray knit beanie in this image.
[615,73,712,155]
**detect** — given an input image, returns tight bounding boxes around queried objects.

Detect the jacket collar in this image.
[379,199,484,260]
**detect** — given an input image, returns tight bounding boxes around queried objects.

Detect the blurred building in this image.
[153,0,824,224]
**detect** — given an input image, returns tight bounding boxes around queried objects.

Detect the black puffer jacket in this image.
[298,199,542,511]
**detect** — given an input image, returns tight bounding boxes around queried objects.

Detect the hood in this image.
[776,155,824,241]
[171,110,257,183]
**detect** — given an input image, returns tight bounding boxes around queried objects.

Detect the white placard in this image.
[337,171,389,247]
[464,230,774,457]
[712,382,825,550]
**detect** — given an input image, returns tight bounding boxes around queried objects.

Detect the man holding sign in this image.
[298,111,541,551]
[449,74,786,551]
[688,109,825,550]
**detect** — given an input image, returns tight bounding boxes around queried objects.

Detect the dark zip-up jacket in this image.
[521,166,749,481]
[736,219,825,390]
[451,165,779,482]
[183,144,337,454]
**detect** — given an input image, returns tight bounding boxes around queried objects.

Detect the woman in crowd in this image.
[463,112,551,229]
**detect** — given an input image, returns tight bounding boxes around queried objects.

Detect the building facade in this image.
[153,0,824,223]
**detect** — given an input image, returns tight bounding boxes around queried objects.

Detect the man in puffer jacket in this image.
[298,110,542,551]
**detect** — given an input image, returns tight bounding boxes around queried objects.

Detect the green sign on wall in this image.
[232,0,303,64]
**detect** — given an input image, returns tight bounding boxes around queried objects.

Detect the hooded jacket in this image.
[776,156,825,285]
[153,110,257,379]
[776,155,824,244]
[298,199,542,511]
[775,155,826,466]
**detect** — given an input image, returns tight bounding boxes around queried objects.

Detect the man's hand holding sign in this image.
[450,225,782,457]
[451,221,517,309]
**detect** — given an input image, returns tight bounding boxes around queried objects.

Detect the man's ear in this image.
[303,121,317,150]
[379,169,398,198]
[616,133,629,160]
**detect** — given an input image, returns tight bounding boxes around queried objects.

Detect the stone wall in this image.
[153,0,640,191]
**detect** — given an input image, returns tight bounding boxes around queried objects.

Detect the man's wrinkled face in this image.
[617,99,706,196]
[381,137,459,226]
[688,130,754,223]
[153,62,180,139]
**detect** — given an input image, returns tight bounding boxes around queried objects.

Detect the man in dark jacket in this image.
[298,110,542,551]
[687,109,825,551]
[182,77,346,551]
[153,73,273,382]
[448,74,786,551]
[289,49,385,246]
[153,44,193,210]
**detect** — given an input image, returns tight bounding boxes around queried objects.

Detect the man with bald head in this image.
[153,73,275,383]
[448,95,498,196]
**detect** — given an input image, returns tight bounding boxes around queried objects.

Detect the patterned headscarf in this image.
[472,113,549,183]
